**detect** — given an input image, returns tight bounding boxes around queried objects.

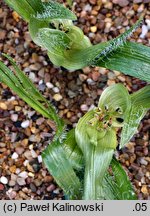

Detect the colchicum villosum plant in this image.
[0,0,150,199]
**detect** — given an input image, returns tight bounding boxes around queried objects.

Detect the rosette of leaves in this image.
[4,0,150,82]
[0,55,150,199]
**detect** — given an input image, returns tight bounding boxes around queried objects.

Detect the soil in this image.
[0,0,150,200]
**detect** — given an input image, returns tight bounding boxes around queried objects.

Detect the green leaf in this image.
[120,104,146,149]
[38,28,71,66]
[38,28,71,54]
[63,129,84,170]
[0,55,64,139]
[4,0,42,21]
[100,158,137,200]
[88,17,143,65]
[98,41,150,82]
[75,109,117,199]
[34,1,76,21]
[29,17,49,46]
[42,139,82,199]
[131,85,150,108]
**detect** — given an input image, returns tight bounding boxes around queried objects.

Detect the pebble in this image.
[18,171,28,179]
[140,25,148,39]
[15,147,24,155]
[90,26,97,33]
[16,177,26,186]
[53,87,60,93]
[38,155,42,163]
[0,183,4,191]
[46,82,54,89]
[0,176,8,184]
[6,189,17,199]
[10,114,18,122]
[8,180,16,187]
[53,94,63,101]
[21,120,30,128]
[24,150,33,160]
[0,102,7,110]
[11,152,19,160]
[30,183,37,192]
[80,104,89,112]
[113,0,129,7]
[31,149,38,158]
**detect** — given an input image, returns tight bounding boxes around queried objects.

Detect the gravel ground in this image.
[0,0,150,200]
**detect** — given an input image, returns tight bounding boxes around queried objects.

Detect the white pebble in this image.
[38,155,42,163]
[31,149,37,158]
[11,152,19,160]
[29,72,36,82]
[80,104,88,112]
[53,87,60,93]
[23,160,29,166]
[18,171,28,179]
[140,25,148,39]
[0,176,8,184]
[21,120,30,128]
[46,82,54,89]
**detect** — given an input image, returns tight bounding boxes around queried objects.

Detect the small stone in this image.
[27,163,34,172]
[53,87,60,93]
[11,152,19,160]
[15,147,24,155]
[8,180,16,187]
[36,118,45,125]
[16,177,26,186]
[31,149,37,158]
[0,102,7,110]
[18,171,28,179]
[53,94,63,101]
[10,114,18,122]
[28,172,35,177]
[113,0,129,7]
[46,82,54,89]
[34,179,42,187]
[141,185,148,195]
[21,120,30,128]
[6,189,17,199]
[21,139,28,146]
[140,25,148,39]
[30,183,37,192]
[24,150,33,160]
[90,26,97,33]
[80,104,88,112]
[9,166,16,173]
[0,176,8,184]
[47,184,56,192]
[0,184,4,191]
[38,155,42,163]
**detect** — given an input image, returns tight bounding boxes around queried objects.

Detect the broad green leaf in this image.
[4,0,42,21]
[131,85,150,108]
[75,109,117,199]
[29,17,49,46]
[120,104,146,148]
[38,28,71,54]
[38,28,71,66]
[98,41,150,82]
[83,129,116,200]
[34,1,76,21]
[88,17,143,65]
[42,139,82,200]
[63,129,84,170]
[100,158,137,200]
